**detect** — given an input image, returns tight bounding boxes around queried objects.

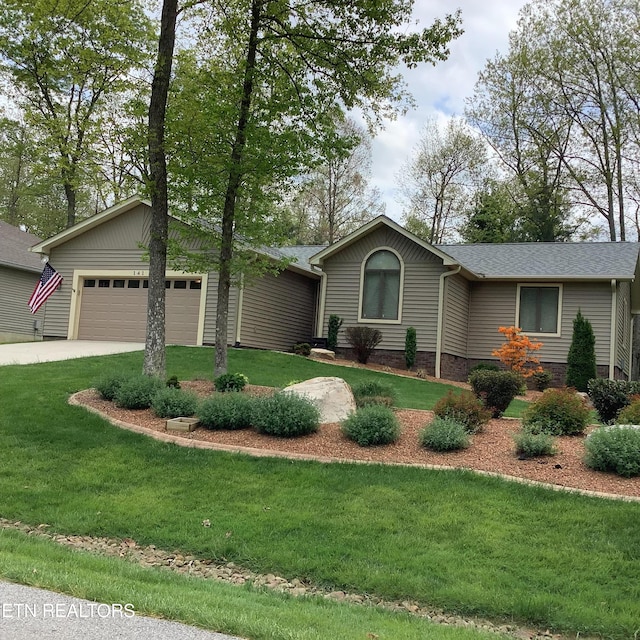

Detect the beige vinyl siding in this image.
[0,266,44,339]
[442,273,469,357]
[616,281,631,374]
[43,204,153,337]
[202,273,239,346]
[240,270,317,350]
[321,226,446,351]
[468,281,612,365]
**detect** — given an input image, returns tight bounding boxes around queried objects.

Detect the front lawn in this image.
[0,347,637,639]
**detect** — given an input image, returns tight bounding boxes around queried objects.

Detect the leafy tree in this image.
[399,117,487,243]
[286,117,385,244]
[491,326,543,379]
[163,0,462,377]
[0,0,155,228]
[566,310,596,392]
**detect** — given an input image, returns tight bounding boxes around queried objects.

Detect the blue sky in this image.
[365,1,530,222]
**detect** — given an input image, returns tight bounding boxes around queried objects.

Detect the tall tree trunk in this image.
[63,173,77,228]
[214,0,262,377]
[143,0,178,378]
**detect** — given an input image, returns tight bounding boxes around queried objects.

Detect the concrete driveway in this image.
[0,340,145,366]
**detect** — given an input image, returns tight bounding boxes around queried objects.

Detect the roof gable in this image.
[0,220,43,272]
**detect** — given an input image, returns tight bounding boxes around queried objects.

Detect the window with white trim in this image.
[361,250,401,320]
[518,285,560,334]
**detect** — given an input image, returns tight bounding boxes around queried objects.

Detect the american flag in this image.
[28,263,63,314]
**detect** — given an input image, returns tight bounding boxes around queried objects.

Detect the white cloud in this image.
[370,0,529,221]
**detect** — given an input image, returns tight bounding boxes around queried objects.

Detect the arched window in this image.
[361,250,401,320]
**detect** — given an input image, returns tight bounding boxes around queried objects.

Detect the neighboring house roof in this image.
[437,242,640,281]
[0,220,42,273]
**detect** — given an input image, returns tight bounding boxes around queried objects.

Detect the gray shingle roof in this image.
[0,220,43,273]
[436,242,640,280]
[277,245,326,272]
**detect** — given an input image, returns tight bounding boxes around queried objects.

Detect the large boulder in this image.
[283,377,356,424]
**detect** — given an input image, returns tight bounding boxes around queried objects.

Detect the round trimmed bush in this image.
[433,390,491,434]
[584,426,640,477]
[522,387,590,436]
[468,369,522,418]
[513,427,556,458]
[94,371,133,401]
[252,392,319,437]
[113,375,164,410]
[198,393,256,430]
[419,416,470,452]
[152,387,198,418]
[616,397,640,425]
[340,405,400,447]
[351,380,397,408]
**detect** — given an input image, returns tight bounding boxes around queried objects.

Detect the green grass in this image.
[0,347,637,639]
[0,528,504,640]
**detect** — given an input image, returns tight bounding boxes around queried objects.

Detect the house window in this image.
[173,280,187,289]
[518,285,561,334]
[84,279,96,288]
[98,279,110,288]
[113,279,125,288]
[361,249,402,321]
[127,280,140,288]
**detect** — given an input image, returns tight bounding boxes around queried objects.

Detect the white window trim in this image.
[357,246,404,325]
[515,283,563,337]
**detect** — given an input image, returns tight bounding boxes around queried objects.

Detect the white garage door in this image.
[77,277,201,345]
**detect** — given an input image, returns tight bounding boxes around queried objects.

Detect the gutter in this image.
[435,266,462,379]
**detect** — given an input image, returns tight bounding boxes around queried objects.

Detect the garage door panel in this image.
[78,278,200,344]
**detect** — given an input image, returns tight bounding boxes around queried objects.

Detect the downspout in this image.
[609,279,617,380]
[316,271,327,340]
[234,276,244,347]
[435,266,462,379]
[629,314,635,381]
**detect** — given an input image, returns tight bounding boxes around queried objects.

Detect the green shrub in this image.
[587,378,640,424]
[469,363,500,375]
[532,370,553,392]
[152,387,198,418]
[584,426,640,477]
[293,342,311,356]
[198,393,256,430]
[616,397,640,424]
[351,380,397,408]
[433,390,491,434]
[114,375,164,410]
[344,326,382,364]
[513,427,557,458]
[165,375,181,389]
[566,310,596,392]
[327,314,343,351]
[341,405,400,446]
[419,416,470,452]
[405,326,417,370]
[468,369,522,418]
[253,393,320,437]
[94,371,132,401]
[521,387,591,436]
[214,372,249,393]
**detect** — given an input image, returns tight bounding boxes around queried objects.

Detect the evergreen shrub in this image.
[522,387,590,436]
[293,342,311,356]
[419,416,470,452]
[341,405,400,446]
[152,387,198,418]
[327,314,343,351]
[468,369,522,418]
[616,397,640,425]
[587,379,640,424]
[433,390,491,434]
[532,370,553,391]
[584,426,640,477]
[198,393,256,430]
[214,372,249,393]
[351,380,396,407]
[114,375,164,410]
[253,393,320,437]
[565,310,596,391]
[405,326,417,370]
[344,326,382,364]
